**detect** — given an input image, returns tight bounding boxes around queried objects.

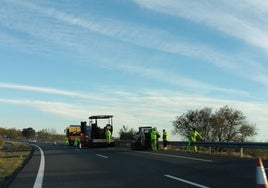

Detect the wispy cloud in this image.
[0,98,88,119]
[115,64,251,98]
[2,0,268,88]
[0,81,260,120]
[1,87,268,131]
[132,0,268,84]
[0,82,98,100]
[1,81,268,140]
[133,0,268,53]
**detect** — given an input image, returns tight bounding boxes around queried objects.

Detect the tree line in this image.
[0,127,64,142]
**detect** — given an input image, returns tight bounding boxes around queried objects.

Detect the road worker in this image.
[105,128,111,144]
[151,128,158,151]
[64,137,69,146]
[187,128,203,152]
[74,137,80,147]
[162,129,168,150]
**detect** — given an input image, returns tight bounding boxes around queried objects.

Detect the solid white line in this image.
[33,145,45,188]
[137,151,213,163]
[96,154,109,159]
[164,175,211,188]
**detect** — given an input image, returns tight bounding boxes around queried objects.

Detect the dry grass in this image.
[0,141,32,187]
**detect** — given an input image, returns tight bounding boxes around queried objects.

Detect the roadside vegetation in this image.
[0,127,64,187]
[0,140,32,187]
[172,105,257,142]
[119,105,268,158]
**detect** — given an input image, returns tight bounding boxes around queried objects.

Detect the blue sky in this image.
[1,0,268,141]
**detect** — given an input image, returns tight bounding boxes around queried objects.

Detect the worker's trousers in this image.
[151,139,157,151]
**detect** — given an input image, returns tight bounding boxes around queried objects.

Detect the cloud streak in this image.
[132,0,268,85]
[1,82,268,140]
[0,87,268,133]
[2,0,268,88]
[0,98,88,119]
[0,82,111,102]
[133,0,268,53]
[116,63,251,98]
[0,82,265,121]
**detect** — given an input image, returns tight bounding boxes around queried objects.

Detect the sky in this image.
[1,0,268,141]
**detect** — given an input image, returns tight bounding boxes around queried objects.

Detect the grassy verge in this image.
[0,141,33,187]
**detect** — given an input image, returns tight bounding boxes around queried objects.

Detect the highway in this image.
[9,143,259,188]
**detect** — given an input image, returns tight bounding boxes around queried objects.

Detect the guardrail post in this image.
[209,147,212,154]
[240,147,243,158]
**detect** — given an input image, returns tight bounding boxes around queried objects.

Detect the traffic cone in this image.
[257,156,268,188]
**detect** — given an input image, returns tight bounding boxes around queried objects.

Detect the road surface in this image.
[9,143,260,188]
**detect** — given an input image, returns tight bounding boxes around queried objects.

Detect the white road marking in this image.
[137,151,213,163]
[96,154,109,159]
[33,145,45,188]
[164,175,211,188]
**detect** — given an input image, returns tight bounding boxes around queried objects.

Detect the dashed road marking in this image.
[164,174,211,188]
[137,151,213,163]
[96,154,109,159]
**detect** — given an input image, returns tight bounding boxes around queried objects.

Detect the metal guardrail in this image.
[115,140,268,157]
[169,141,268,149]
[169,141,268,157]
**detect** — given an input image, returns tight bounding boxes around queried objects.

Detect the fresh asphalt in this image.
[8,143,259,188]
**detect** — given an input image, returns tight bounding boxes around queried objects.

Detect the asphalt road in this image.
[8,143,261,188]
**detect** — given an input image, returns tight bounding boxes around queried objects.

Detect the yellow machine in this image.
[65,125,81,145]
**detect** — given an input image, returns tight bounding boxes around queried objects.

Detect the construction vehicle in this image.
[131,126,160,150]
[65,115,115,147]
[65,125,81,146]
[86,115,115,147]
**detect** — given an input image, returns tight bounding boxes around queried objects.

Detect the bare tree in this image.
[119,125,136,140]
[173,106,257,142]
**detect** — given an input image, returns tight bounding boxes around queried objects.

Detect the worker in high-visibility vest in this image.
[105,129,111,144]
[162,129,168,150]
[64,137,69,146]
[187,128,202,152]
[151,128,157,151]
[74,137,80,147]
